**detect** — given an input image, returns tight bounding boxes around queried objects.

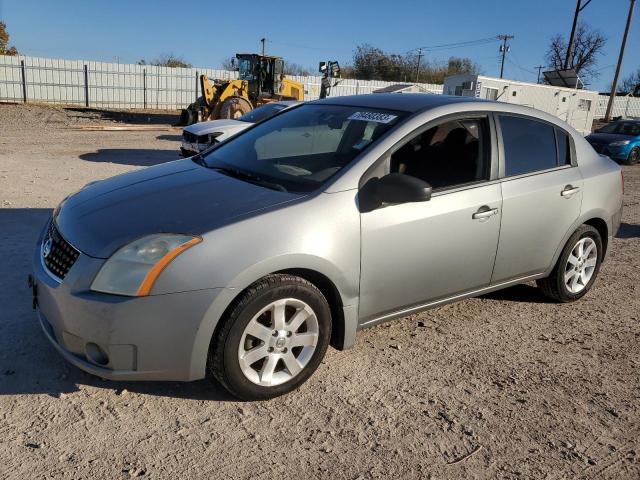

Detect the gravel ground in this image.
[0,103,638,479]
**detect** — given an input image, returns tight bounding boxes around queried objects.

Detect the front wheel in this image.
[208,274,331,400]
[536,225,603,302]
[626,147,639,165]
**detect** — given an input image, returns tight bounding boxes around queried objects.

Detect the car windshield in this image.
[202,104,407,192]
[597,121,640,136]
[239,103,287,123]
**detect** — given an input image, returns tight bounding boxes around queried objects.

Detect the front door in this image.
[358,115,502,322]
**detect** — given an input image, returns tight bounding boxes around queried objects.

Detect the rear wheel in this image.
[219,96,252,120]
[208,274,331,400]
[537,225,602,302]
[626,147,639,165]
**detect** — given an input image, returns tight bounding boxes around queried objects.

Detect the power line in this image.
[408,36,501,53]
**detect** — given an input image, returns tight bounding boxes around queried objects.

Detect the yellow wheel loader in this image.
[179,53,304,125]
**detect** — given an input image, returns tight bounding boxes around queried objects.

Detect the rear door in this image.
[491,114,582,283]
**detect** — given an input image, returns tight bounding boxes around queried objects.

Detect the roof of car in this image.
[310,93,489,113]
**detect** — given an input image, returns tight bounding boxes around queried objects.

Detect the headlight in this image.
[91,234,202,296]
[610,140,631,147]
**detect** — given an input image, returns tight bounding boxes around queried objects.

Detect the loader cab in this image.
[236,54,284,99]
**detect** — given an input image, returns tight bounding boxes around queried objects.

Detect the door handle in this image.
[561,185,580,198]
[472,206,499,220]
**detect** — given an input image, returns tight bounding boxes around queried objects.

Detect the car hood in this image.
[56,159,301,258]
[586,133,635,144]
[185,119,248,136]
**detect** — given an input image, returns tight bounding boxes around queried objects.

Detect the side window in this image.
[555,128,572,166]
[389,117,491,190]
[500,115,557,176]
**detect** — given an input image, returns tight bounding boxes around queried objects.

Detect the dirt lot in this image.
[0,103,638,479]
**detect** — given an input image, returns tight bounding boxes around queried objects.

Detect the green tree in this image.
[350,44,480,83]
[0,22,19,56]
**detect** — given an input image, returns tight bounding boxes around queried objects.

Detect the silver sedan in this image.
[32,94,623,400]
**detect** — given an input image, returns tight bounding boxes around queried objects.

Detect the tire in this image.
[536,225,603,302]
[178,105,195,126]
[625,147,639,165]
[219,96,252,120]
[208,274,331,400]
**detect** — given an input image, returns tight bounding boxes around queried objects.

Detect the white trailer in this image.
[443,74,599,135]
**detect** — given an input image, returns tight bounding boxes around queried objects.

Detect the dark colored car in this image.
[586,119,640,165]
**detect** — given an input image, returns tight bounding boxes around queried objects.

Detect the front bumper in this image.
[32,232,222,381]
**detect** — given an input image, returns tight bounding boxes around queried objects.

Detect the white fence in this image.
[0,55,443,110]
[3,54,638,121]
[595,95,640,119]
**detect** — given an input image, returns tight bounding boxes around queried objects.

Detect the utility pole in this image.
[415,48,423,83]
[535,65,545,83]
[260,38,266,56]
[605,0,636,121]
[498,35,514,78]
[564,0,593,69]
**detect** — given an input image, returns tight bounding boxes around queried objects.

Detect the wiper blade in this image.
[211,166,288,192]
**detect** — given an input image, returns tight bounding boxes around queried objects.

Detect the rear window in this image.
[500,116,559,176]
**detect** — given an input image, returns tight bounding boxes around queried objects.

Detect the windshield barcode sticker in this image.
[348,111,397,124]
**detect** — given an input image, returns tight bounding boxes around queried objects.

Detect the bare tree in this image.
[283,62,311,76]
[221,57,236,71]
[138,54,192,68]
[0,22,19,56]
[546,23,606,84]
[619,67,640,93]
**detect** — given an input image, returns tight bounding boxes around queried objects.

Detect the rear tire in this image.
[536,225,602,302]
[208,274,331,400]
[626,147,639,165]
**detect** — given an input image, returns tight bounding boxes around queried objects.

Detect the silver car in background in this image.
[180,100,300,156]
[32,94,623,400]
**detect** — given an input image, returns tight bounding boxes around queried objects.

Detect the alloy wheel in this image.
[564,237,598,294]
[238,298,319,386]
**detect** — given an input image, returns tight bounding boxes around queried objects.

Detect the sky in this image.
[1,0,638,91]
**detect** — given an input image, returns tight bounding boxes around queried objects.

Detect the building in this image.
[443,74,599,135]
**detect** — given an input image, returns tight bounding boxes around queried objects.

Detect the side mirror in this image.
[376,173,432,204]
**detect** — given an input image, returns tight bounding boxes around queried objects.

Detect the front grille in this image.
[42,222,80,280]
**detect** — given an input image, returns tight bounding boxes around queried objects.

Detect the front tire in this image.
[626,147,639,165]
[218,96,252,120]
[536,225,602,302]
[208,274,331,400]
